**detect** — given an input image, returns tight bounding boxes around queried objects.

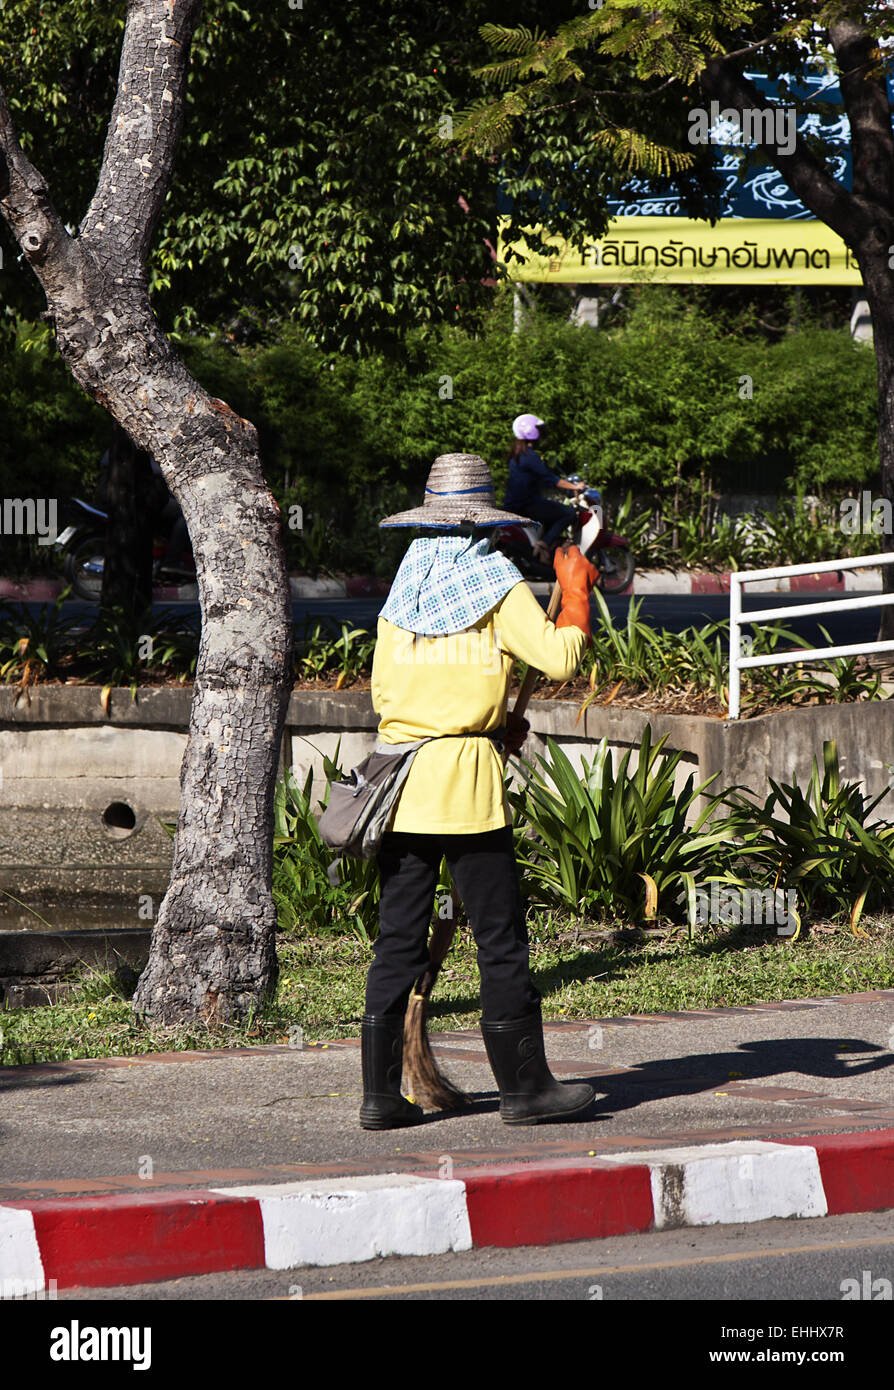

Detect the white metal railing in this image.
[728,553,894,719]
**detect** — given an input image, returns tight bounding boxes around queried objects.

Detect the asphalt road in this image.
[14,1218,889,1374]
[51,1208,894,1304]
[17,591,885,651]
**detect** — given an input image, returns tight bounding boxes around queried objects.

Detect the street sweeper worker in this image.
[360,451,599,1130]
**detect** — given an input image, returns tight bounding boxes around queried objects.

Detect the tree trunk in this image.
[0,0,294,1023]
[67,292,293,1026]
[855,237,894,641]
[701,22,894,638]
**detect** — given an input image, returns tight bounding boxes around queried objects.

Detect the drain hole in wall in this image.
[101,802,137,839]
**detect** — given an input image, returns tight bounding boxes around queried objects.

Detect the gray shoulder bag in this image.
[316,729,505,861]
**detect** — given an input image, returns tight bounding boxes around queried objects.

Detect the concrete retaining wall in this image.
[1,686,891,906]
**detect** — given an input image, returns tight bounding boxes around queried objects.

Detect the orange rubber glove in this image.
[553,545,599,640]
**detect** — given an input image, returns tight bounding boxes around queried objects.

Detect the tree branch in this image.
[0,82,76,299]
[830,17,894,211]
[534,74,680,115]
[79,0,204,268]
[698,56,863,244]
[720,35,778,64]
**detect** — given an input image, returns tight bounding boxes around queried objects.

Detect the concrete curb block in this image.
[629,569,883,596]
[0,571,883,602]
[2,1130,892,1291]
[288,572,886,599]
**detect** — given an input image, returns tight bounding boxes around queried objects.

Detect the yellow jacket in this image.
[371,580,586,834]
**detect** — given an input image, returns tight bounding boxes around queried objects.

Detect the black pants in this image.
[522,496,581,550]
[365,826,541,1022]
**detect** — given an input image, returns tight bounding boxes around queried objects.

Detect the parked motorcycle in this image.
[494,477,635,594]
[53,498,195,602]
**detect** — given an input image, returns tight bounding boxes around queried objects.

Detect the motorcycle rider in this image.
[503,414,586,564]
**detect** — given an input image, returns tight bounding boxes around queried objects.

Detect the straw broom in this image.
[403,579,563,1109]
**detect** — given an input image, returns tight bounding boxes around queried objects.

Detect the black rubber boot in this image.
[481,1010,596,1125]
[359,1013,425,1131]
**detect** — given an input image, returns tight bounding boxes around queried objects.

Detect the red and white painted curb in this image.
[0,577,388,603]
[293,571,885,599]
[630,568,883,596]
[2,1130,892,1291]
[3,569,882,606]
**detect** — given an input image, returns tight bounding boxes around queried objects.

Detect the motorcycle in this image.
[53,497,196,602]
[494,477,635,595]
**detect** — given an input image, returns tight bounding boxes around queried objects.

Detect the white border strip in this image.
[212,1174,472,1268]
[597,1141,827,1228]
[0,1207,45,1296]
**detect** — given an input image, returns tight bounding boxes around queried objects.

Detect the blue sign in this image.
[604,68,859,222]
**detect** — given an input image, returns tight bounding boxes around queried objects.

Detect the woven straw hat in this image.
[378,453,529,530]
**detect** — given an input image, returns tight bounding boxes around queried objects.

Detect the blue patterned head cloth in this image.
[379,536,523,636]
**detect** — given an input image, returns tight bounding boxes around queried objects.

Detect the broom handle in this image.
[417,578,563,994]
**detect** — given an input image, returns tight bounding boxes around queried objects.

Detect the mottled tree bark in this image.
[0,0,293,1022]
[701,19,894,638]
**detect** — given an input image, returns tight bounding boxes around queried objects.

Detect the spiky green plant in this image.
[508,726,750,929]
[730,740,894,934]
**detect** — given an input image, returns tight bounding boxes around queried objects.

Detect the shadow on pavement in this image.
[585,1036,893,1116]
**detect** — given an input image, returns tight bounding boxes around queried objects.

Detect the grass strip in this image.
[1,917,892,1065]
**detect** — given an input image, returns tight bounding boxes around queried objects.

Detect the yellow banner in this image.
[499,217,861,285]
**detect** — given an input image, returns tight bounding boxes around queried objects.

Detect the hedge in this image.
[1,290,879,577]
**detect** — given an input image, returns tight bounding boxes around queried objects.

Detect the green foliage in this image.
[607,483,882,575]
[0,601,198,690]
[578,593,888,715]
[77,607,199,696]
[0,600,376,692]
[507,730,894,939]
[0,296,880,580]
[295,623,376,686]
[273,760,382,942]
[0,588,77,688]
[578,291,878,494]
[589,125,697,178]
[811,645,883,706]
[176,324,414,576]
[2,0,630,353]
[458,2,894,201]
[731,741,894,929]
[583,590,668,692]
[508,729,749,926]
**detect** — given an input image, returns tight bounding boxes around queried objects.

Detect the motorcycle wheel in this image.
[64,534,105,602]
[590,545,635,595]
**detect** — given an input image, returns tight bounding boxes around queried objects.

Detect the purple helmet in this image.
[512,413,544,441]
